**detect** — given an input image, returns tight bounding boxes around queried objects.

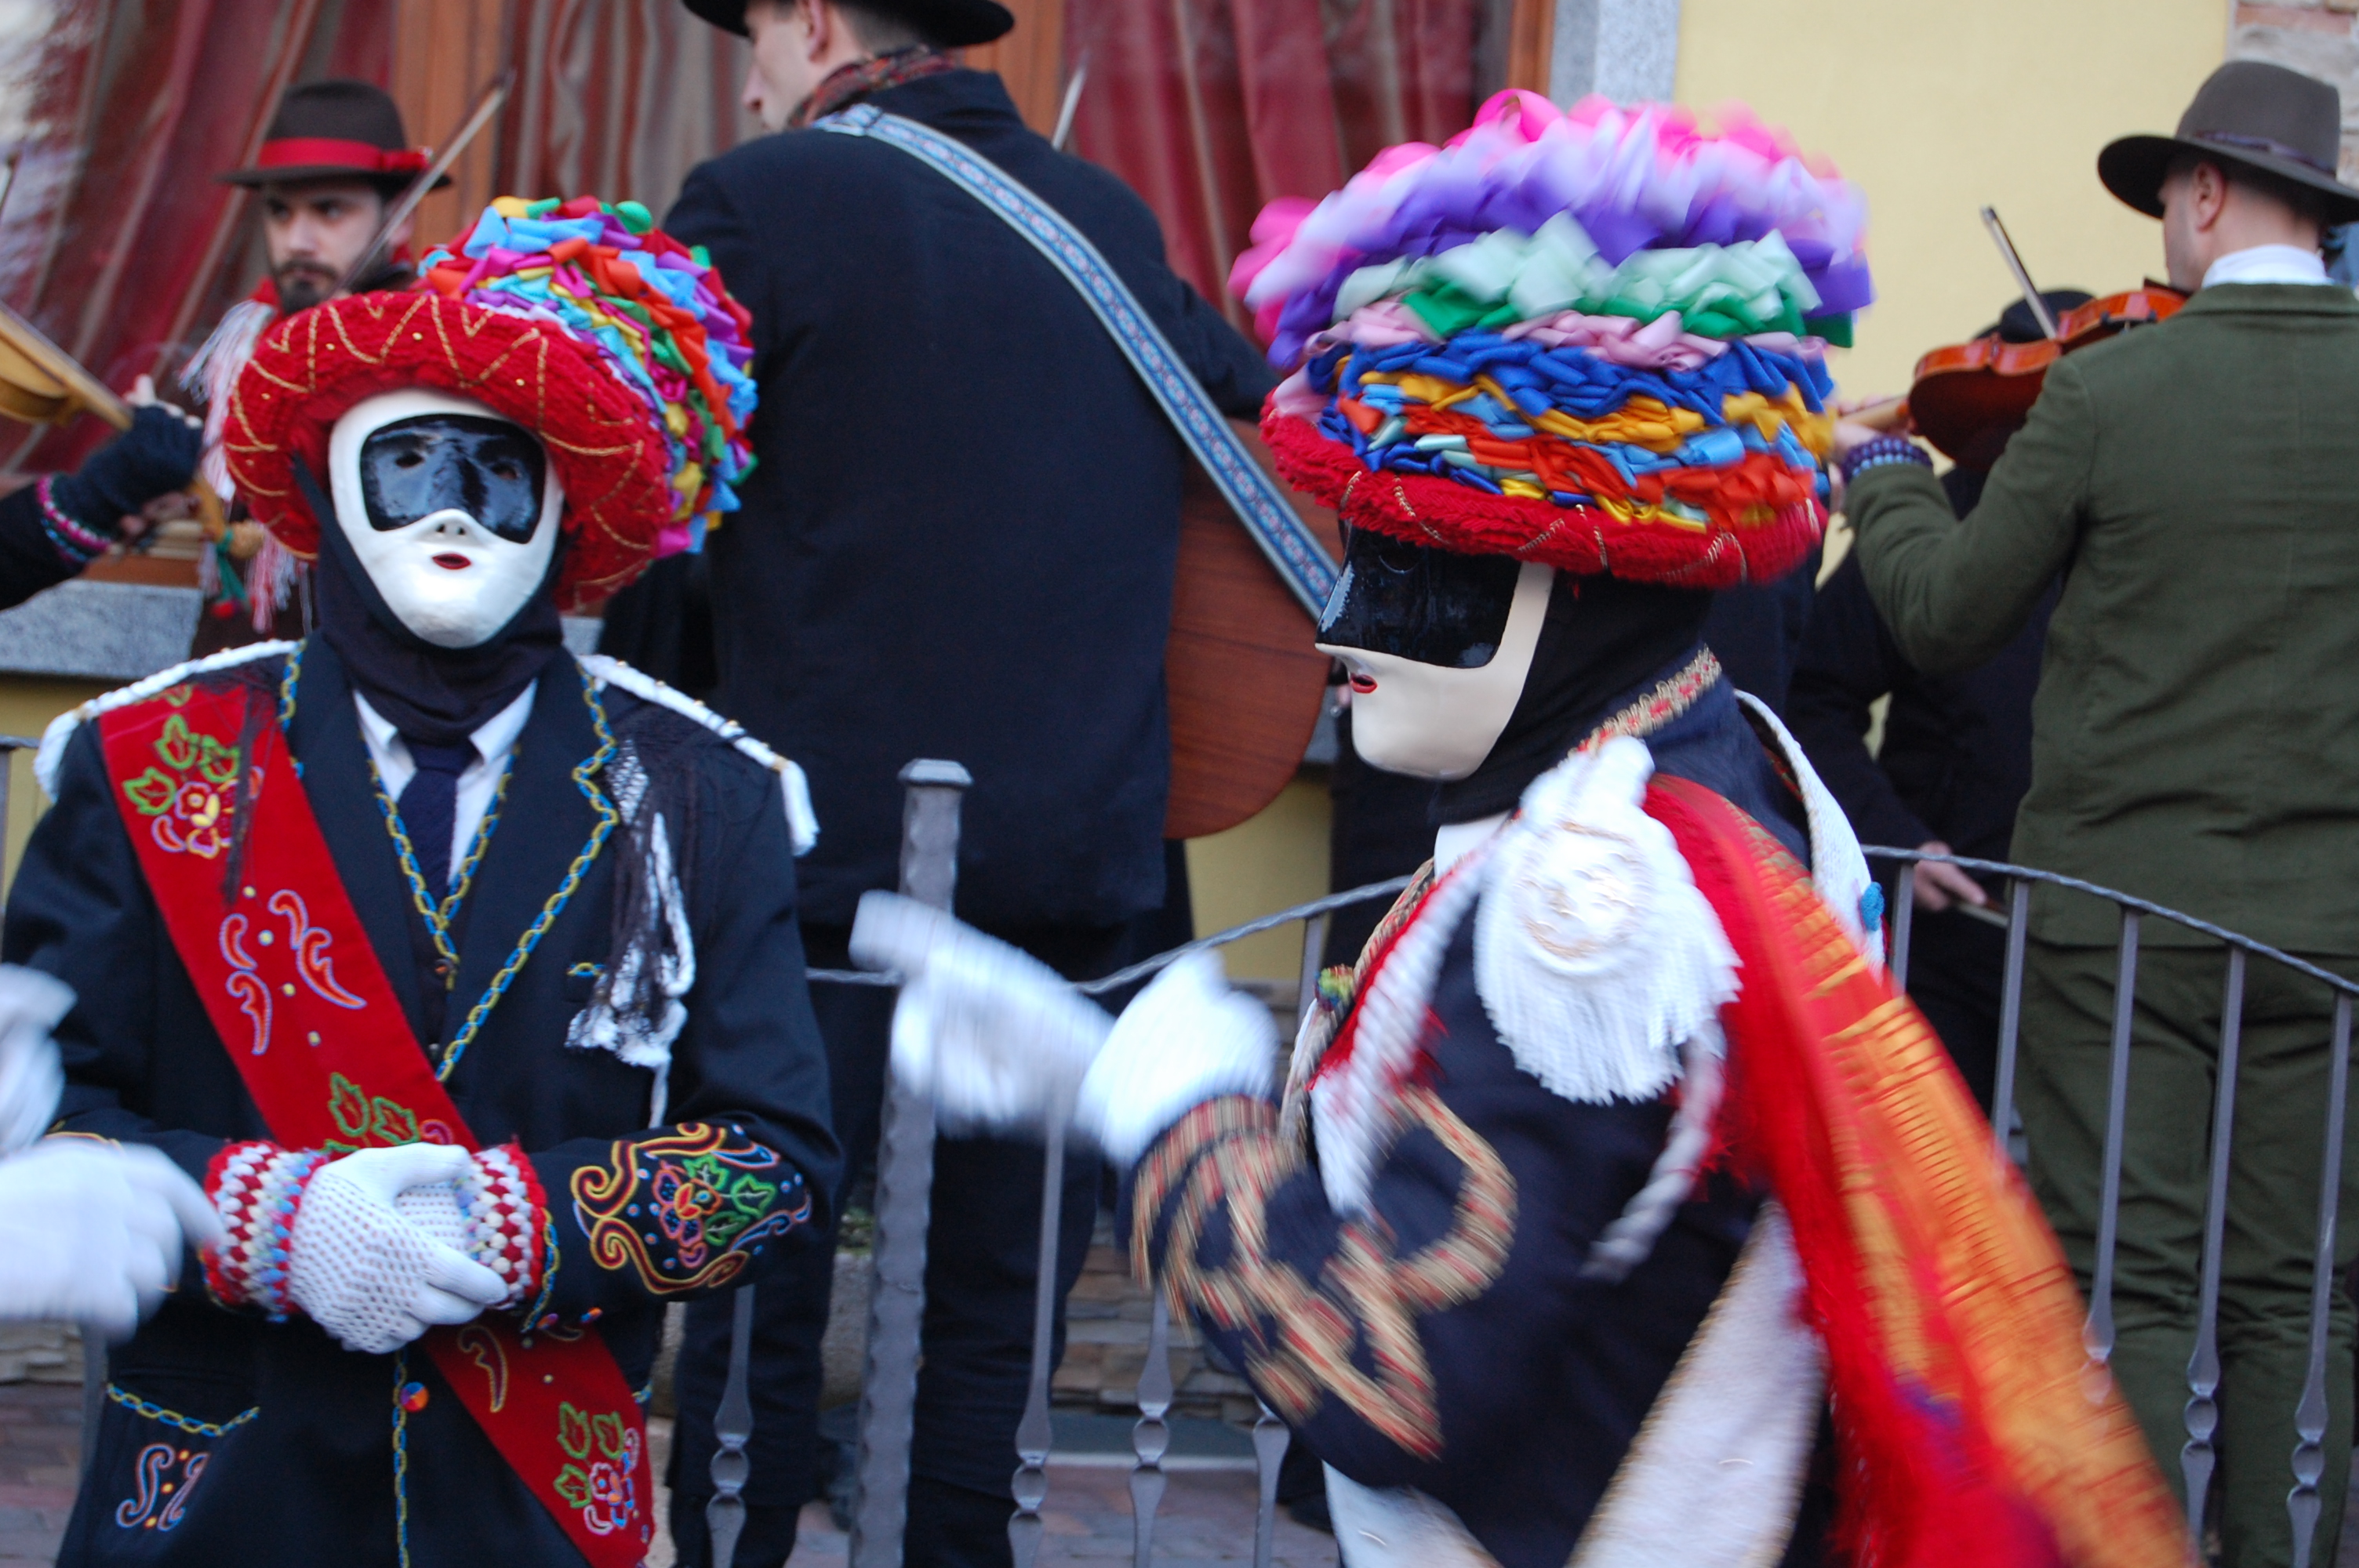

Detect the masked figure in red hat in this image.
[6,197,836,1568]
[856,93,2194,1568]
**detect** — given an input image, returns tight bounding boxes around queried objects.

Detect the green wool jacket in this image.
[1849,282,2359,953]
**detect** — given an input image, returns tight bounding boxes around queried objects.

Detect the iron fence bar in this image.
[2180,948,2245,1536]
[848,760,971,1568]
[1251,1402,1289,1568]
[1990,879,2031,1172]
[1075,877,1414,997]
[805,877,1414,995]
[1888,862,1914,993]
[1129,1292,1173,1568]
[1009,1107,1070,1566]
[1862,848,2359,1000]
[2287,992,2352,1566]
[2084,909,2139,1391]
[1296,911,1330,1026]
[704,1284,757,1567]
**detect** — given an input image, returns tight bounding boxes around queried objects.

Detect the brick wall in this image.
[2233,3,2359,181]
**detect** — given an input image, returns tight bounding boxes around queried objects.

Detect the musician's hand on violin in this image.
[1831,394,1903,458]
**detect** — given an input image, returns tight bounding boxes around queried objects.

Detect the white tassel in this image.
[1473,739,1739,1106]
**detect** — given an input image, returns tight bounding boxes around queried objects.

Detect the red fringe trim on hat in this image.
[1262,406,1823,590]
[223,291,673,612]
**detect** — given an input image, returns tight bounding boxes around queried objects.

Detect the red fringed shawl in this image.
[1645,775,2187,1567]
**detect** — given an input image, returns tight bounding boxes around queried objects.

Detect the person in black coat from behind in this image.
[664,2,1275,1564]
[1783,292,2083,1109]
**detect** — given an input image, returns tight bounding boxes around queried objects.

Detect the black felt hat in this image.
[218,79,446,192]
[682,0,1013,48]
[2099,60,2359,223]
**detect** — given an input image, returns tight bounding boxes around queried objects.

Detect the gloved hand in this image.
[1075,952,1277,1164]
[0,1139,223,1337]
[0,967,72,1155]
[852,895,1278,1162]
[49,383,202,536]
[851,891,1113,1133]
[285,1144,507,1354]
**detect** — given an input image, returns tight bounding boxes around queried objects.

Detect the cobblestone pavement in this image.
[769,1468,1338,1568]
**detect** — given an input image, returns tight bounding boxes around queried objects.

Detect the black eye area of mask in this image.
[1316,524,1521,668]
[359,415,547,544]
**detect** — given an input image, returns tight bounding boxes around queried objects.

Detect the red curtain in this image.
[498,1,754,220]
[0,0,395,471]
[1062,0,1507,332]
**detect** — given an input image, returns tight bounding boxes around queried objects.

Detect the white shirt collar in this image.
[1434,810,1510,873]
[2202,244,2332,289]
[352,683,537,777]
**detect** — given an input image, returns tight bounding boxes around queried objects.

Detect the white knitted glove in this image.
[1076,953,1277,1164]
[0,967,74,1154]
[850,891,1113,1134]
[285,1144,507,1353]
[0,1139,221,1337]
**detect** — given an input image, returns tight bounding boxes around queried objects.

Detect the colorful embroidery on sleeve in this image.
[569,1123,810,1294]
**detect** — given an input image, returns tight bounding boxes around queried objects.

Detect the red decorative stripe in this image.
[1263,406,1823,591]
[255,138,427,175]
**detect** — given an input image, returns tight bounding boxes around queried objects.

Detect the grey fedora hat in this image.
[2099,60,2359,223]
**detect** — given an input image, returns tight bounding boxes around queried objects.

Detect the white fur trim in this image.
[1076,952,1275,1164]
[1736,691,1883,969]
[1568,1207,1823,1567]
[1325,1468,1498,1568]
[35,641,298,798]
[1473,738,1739,1106]
[1309,844,1493,1216]
[578,652,819,855]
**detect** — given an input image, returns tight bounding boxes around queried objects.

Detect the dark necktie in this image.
[396,738,476,907]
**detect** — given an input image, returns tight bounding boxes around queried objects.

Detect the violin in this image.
[1857,209,2186,470]
[1906,285,2184,470]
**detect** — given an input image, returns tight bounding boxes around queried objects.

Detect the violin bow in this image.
[1979,207,2059,341]
[1051,53,1090,151]
[334,69,514,297]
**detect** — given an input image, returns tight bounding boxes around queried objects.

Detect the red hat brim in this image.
[1262,406,1822,590]
[224,292,672,612]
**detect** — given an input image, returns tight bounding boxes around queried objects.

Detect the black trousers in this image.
[669,921,1118,1568]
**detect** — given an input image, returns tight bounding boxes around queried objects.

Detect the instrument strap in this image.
[98,677,654,1567]
[817,104,1339,619]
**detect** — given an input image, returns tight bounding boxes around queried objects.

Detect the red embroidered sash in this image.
[100,677,653,1566]
[1643,777,2187,1568]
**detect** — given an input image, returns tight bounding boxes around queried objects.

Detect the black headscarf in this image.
[295,459,565,746]
[1436,571,1713,824]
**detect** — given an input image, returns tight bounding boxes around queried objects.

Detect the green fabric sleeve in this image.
[1850,358,2095,675]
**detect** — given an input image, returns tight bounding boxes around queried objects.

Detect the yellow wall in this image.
[1187,775,1333,982]
[0,677,110,891]
[1677,1,2230,405]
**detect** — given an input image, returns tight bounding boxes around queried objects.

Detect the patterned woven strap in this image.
[817,104,1339,619]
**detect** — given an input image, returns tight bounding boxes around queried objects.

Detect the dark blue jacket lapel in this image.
[286,639,442,1051]
[443,660,612,1057]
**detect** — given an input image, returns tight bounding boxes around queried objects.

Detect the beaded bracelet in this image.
[34,476,114,565]
[1838,435,1934,486]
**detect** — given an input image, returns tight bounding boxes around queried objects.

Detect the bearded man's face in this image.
[260,180,399,314]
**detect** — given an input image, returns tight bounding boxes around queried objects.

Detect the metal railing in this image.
[730,771,2359,1568]
[1868,846,2359,1564]
[711,759,1413,1568]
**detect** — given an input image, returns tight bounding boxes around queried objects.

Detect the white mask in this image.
[1317,553,1553,781]
[326,389,563,649]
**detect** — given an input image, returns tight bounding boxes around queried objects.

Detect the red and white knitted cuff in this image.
[203,1141,327,1318]
[461,1145,547,1309]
